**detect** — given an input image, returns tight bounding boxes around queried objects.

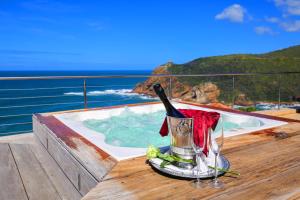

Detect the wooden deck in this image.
[1,105,300,200]
[0,134,82,200]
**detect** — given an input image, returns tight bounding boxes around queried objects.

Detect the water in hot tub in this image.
[83,108,262,148]
[83,109,169,148]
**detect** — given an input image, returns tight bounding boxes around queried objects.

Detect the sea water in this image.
[0,70,155,136]
[83,109,262,148]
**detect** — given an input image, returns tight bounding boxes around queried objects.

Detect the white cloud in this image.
[254,26,276,35]
[215,4,247,23]
[265,16,280,23]
[265,17,300,32]
[280,20,300,31]
[257,1,300,33]
[274,0,300,15]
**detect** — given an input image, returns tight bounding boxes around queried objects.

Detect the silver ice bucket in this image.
[167,116,195,169]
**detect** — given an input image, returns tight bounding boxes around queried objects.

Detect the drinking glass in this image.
[209,117,224,189]
[190,124,207,188]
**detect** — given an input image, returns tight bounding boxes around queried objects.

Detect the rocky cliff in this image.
[133,62,221,104]
[133,62,191,99]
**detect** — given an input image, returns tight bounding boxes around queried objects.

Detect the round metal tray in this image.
[148,151,230,179]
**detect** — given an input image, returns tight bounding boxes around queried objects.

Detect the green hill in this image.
[167,45,300,103]
[170,45,300,75]
[263,45,300,58]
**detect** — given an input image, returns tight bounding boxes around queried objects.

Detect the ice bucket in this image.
[167,116,195,169]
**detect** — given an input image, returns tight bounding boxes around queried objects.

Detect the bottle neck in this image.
[160,96,174,116]
[153,83,183,117]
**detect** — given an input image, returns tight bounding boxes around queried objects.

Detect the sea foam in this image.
[64,89,156,100]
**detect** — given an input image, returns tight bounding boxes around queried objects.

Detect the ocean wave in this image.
[235,102,300,111]
[64,89,157,100]
[64,92,83,96]
[88,89,132,96]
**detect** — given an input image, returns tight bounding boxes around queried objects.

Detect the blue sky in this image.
[0,0,299,70]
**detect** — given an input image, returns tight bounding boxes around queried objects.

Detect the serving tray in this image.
[148,150,230,179]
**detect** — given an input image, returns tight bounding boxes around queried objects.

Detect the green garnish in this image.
[160,160,171,168]
[146,145,193,168]
[208,166,240,176]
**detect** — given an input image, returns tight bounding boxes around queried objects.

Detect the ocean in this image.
[0,70,158,136]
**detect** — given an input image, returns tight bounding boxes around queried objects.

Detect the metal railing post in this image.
[232,76,235,109]
[169,77,172,100]
[83,79,87,109]
[278,75,281,110]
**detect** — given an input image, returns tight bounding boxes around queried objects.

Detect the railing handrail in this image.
[0,71,300,81]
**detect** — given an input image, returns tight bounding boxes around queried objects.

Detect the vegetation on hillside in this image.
[168,45,300,103]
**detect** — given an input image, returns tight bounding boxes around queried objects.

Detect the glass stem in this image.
[214,153,218,182]
[197,153,201,183]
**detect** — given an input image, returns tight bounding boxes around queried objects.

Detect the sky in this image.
[0,0,299,70]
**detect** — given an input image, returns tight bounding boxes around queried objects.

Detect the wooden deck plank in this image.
[0,143,28,200]
[208,164,300,200]
[32,139,82,200]
[0,133,34,144]
[10,144,61,200]
[45,128,98,195]
[34,115,117,182]
[283,113,300,121]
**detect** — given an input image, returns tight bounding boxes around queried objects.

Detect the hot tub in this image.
[53,102,287,161]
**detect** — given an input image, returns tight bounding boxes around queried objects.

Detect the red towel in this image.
[159,109,220,156]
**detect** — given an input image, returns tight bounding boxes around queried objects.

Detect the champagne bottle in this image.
[153,83,185,118]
